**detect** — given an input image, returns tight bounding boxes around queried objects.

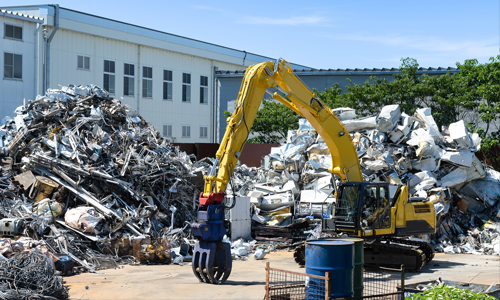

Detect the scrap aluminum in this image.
[0,84,207,273]
[233,104,500,256]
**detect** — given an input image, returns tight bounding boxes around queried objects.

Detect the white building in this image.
[0,9,43,118]
[1,5,310,143]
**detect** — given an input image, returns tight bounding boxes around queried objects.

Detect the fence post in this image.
[265,262,270,300]
[401,265,405,300]
[325,271,331,300]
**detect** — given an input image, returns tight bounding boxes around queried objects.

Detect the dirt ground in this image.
[65,251,500,300]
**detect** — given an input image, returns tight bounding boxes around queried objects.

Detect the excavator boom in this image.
[190,59,436,284]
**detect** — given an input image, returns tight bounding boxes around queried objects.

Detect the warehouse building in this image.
[215,67,458,142]
[0,9,43,117]
[0,4,311,143]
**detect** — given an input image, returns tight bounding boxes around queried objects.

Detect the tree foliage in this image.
[246,98,300,143]
[224,98,300,144]
[246,55,500,152]
[406,284,496,300]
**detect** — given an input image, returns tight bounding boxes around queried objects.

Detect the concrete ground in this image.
[66,251,500,300]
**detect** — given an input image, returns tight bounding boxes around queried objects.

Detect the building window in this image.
[4,24,22,40]
[200,75,208,104]
[200,126,208,139]
[4,53,22,79]
[77,55,90,70]
[163,124,172,138]
[124,63,134,96]
[142,66,153,98]
[182,73,191,102]
[182,125,190,138]
[103,60,115,93]
[163,69,173,100]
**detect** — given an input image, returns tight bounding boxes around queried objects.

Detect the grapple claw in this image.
[192,241,231,284]
[191,202,232,284]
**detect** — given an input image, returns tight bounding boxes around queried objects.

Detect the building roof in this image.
[1,4,312,70]
[0,9,43,23]
[215,66,459,76]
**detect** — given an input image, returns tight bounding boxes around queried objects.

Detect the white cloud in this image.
[239,15,327,26]
[192,5,226,13]
[320,32,498,57]
[192,5,331,26]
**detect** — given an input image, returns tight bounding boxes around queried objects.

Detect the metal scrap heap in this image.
[227,105,500,255]
[0,84,203,273]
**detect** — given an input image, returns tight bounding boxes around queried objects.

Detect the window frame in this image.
[77,54,90,71]
[3,52,22,80]
[182,125,191,138]
[199,126,208,139]
[162,124,173,138]
[4,24,23,41]
[103,59,116,94]
[142,65,153,99]
[163,69,173,101]
[123,62,135,96]
[182,72,191,103]
[200,75,209,104]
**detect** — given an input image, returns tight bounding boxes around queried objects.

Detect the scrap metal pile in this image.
[224,105,500,255]
[0,251,69,300]
[0,84,204,274]
[0,82,499,286]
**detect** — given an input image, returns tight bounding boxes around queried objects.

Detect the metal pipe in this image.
[34,23,41,97]
[42,27,47,94]
[45,4,59,92]
[210,64,216,143]
[136,45,141,114]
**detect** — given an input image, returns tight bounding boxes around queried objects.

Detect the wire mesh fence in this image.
[264,263,405,300]
[352,265,404,300]
[265,262,330,300]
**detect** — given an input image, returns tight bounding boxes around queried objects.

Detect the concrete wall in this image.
[173,142,278,167]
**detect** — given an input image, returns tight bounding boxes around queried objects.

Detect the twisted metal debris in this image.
[0,251,68,300]
[0,84,205,275]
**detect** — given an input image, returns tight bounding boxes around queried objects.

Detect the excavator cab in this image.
[334,182,392,234]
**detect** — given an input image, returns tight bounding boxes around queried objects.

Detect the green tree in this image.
[247,98,300,143]
[224,98,300,144]
[457,56,500,136]
[232,56,500,150]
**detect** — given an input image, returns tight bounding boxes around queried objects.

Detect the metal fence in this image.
[264,263,405,300]
[347,265,405,300]
[265,262,331,300]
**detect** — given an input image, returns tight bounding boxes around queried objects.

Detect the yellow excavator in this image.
[190,58,436,284]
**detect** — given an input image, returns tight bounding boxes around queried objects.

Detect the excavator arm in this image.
[202,59,362,204]
[191,59,363,284]
[190,59,436,283]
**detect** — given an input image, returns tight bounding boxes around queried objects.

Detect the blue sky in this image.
[3,0,499,69]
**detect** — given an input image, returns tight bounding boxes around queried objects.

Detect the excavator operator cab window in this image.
[360,184,391,230]
[335,185,361,228]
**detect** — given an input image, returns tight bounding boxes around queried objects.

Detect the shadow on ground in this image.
[224,280,266,286]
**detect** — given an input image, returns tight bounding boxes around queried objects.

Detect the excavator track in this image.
[385,238,435,264]
[293,243,305,267]
[364,240,426,271]
[293,239,428,271]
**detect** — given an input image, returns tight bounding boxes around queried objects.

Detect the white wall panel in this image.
[45,28,244,143]
[1,6,272,143]
[0,15,38,118]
